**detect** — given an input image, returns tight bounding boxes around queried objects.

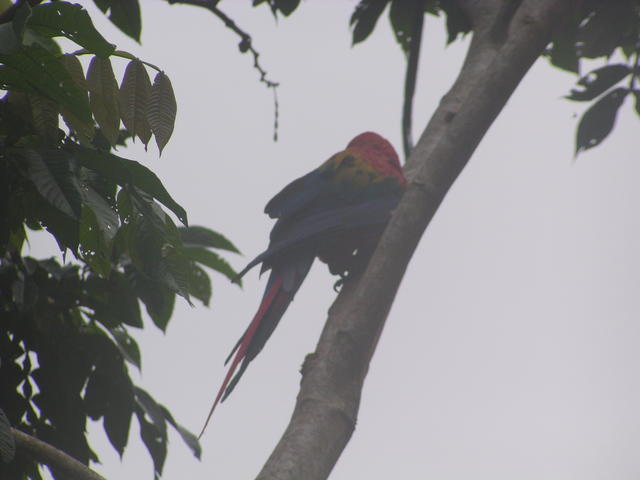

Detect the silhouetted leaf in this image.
[184,247,238,283]
[567,64,631,101]
[389,0,417,53]
[350,0,389,46]
[576,87,628,154]
[440,0,471,44]
[127,267,175,331]
[93,0,142,42]
[634,89,640,117]
[109,326,141,370]
[79,205,112,276]
[0,2,31,55]
[178,226,240,253]
[23,149,81,219]
[148,72,176,155]
[87,56,120,146]
[28,2,115,58]
[577,0,638,59]
[0,45,92,123]
[160,406,201,460]
[119,59,152,146]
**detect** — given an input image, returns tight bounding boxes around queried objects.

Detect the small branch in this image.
[12,428,106,480]
[401,0,426,159]
[166,0,280,140]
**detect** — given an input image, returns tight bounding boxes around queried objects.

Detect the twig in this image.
[166,0,280,140]
[12,428,106,480]
[402,0,426,159]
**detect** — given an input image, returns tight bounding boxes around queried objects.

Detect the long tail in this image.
[199,257,313,437]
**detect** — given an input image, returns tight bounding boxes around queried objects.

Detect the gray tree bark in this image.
[256,1,582,479]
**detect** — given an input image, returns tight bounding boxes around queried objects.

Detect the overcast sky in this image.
[32,1,640,479]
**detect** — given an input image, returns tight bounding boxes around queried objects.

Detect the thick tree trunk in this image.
[256,1,581,479]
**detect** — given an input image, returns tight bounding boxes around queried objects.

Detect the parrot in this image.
[200,131,407,435]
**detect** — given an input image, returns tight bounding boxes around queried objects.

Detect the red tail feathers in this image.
[199,275,284,437]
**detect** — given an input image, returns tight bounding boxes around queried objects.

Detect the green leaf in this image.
[0,45,92,124]
[23,149,81,219]
[127,267,175,331]
[87,56,120,146]
[577,1,638,60]
[0,2,30,55]
[183,247,239,284]
[27,93,59,145]
[27,2,115,58]
[634,89,640,117]
[576,87,629,154]
[148,72,177,155]
[566,64,631,102]
[178,225,240,253]
[59,54,95,145]
[274,0,300,16]
[187,264,211,306]
[93,0,142,43]
[108,326,141,370]
[73,146,188,226]
[350,0,390,46]
[79,205,112,276]
[119,59,152,146]
[80,184,119,241]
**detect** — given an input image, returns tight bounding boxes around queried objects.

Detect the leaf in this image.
[108,326,141,370]
[80,205,112,276]
[102,365,134,456]
[148,72,177,155]
[440,0,471,44]
[0,1,30,55]
[80,184,119,241]
[28,93,59,145]
[59,54,95,144]
[577,1,638,60]
[74,146,188,225]
[187,264,211,306]
[135,406,167,479]
[23,149,81,219]
[119,59,152,146]
[93,0,142,43]
[350,0,390,46]
[87,56,120,146]
[566,64,632,102]
[160,406,201,460]
[576,87,628,154]
[0,45,92,123]
[389,0,417,53]
[274,0,300,16]
[634,89,640,117]
[0,407,16,463]
[27,2,115,58]
[127,267,175,331]
[183,247,239,284]
[178,225,240,253]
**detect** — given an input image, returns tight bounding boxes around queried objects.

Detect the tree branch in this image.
[12,428,106,480]
[256,1,581,479]
[166,0,280,140]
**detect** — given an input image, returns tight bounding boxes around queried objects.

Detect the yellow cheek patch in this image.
[321,153,386,189]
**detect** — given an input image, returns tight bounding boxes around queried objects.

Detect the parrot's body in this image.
[201,132,406,434]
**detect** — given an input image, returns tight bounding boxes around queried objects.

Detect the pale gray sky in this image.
[33,1,639,479]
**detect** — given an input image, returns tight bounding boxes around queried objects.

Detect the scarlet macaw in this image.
[201,132,407,434]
